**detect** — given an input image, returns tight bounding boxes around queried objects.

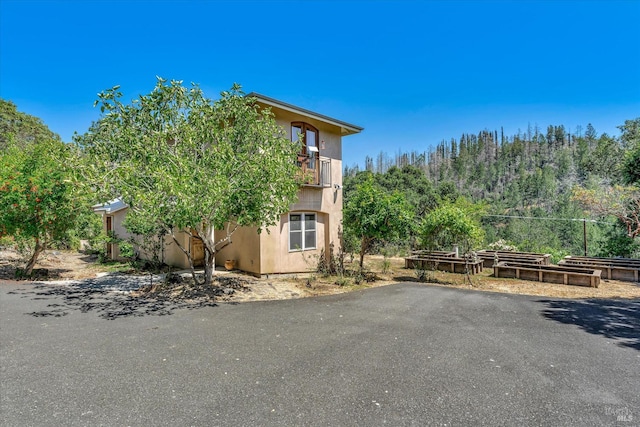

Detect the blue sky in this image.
[1,0,639,168]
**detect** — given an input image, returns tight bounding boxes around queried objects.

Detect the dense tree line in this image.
[345,118,640,258]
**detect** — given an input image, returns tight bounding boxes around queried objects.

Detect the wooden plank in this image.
[494,262,600,287]
[559,259,639,282]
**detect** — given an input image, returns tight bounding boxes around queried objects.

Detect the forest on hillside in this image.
[344,119,640,260]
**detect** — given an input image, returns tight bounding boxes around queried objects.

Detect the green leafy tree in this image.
[121,213,166,267]
[76,79,301,286]
[0,100,77,275]
[623,144,640,185]
[437,181,459,203]
[583,133,622,180]
[418,203,484,253]
[343,176,414,268]
[0,100,62,149]
[377,165,439,217]
[619,118,640,185]
[573,185,640,240]
[594,221,640,258]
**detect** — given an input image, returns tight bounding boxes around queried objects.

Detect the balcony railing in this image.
[299,156,332,188]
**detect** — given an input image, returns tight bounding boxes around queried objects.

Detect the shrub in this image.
[118,242,135,259]
[381,257,391,274]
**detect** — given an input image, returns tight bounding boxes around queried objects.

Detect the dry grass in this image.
[275,254,640,300]
[2,250,638,301]
[371,255,640,299]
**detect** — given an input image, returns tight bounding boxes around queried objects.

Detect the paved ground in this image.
[1,281,639,426]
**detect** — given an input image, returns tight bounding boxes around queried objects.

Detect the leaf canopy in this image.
[76,79,301,266]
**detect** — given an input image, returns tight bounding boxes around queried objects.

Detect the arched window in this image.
[291,122,319,171]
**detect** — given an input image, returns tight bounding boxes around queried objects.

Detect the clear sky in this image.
[1,0,639,168]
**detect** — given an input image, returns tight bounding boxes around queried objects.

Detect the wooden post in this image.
[583,219,588,256]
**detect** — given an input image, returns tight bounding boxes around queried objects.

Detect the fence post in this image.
[583,219,588,256]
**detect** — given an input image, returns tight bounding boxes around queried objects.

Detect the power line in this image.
[483,214,603,224]
[482,214,605,256]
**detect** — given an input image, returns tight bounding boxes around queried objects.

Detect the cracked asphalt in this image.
[1,281,638,426]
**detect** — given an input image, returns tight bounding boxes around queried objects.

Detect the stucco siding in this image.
[105,210,129,260]
[100,208,190,268]
[214,226,262,275]
[162,231,191,269]
[256,212,327,274]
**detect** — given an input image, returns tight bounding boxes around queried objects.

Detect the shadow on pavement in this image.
[538,298,640,350]
[7,274,220,320]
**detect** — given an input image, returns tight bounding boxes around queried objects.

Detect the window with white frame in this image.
[289,213,316,251]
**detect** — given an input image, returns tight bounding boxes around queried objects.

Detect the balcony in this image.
[299,156,332,188]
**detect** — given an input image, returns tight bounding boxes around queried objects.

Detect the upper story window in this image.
[291,122,319,170]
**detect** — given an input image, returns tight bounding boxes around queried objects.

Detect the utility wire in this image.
[482,214,604,224]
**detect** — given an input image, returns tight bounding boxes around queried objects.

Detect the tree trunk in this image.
[196,223,217,286]
[170,232,199,285]
[203,248,215,286]
[24,237,44,276]
[359,237,370,269]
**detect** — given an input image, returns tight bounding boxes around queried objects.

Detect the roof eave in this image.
[91,199,128,214]
[247,92,363,136]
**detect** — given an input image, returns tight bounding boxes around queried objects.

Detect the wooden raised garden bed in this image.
[405,255,483,275]
[410,250,457,257]
[493,262,601,288]
[477,250,551,268]
[559,256,640,282]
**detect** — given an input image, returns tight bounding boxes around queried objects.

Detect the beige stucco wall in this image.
[256,212,328,274]
[213,106,346,276]
[100,208,191,269]
[273,113,342,162]
[211,107,343,275]
[214,226,262,275]
[272,109,342,274]
[102,209,130,261]
[162,231,191,269]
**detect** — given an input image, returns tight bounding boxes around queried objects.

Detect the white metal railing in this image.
[318,157,331,187]
[300,156,331,187]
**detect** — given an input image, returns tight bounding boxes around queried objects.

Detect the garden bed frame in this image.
[493,262,601,288]
[410,250,457,257]
[405,255,483,275]
[477,250,551,268]
[559,256,640,282]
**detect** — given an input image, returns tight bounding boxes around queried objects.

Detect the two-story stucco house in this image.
[94,94,362,276]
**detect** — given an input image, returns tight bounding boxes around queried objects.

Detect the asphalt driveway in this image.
[1,282,638,426]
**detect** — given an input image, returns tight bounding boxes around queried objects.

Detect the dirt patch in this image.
[2,250,639,305]
[0,249,115,280]
[410,269,640,299]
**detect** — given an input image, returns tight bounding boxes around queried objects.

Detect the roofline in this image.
[247,92,363,135]
[92,206,128,214]
[91,199,129,214]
